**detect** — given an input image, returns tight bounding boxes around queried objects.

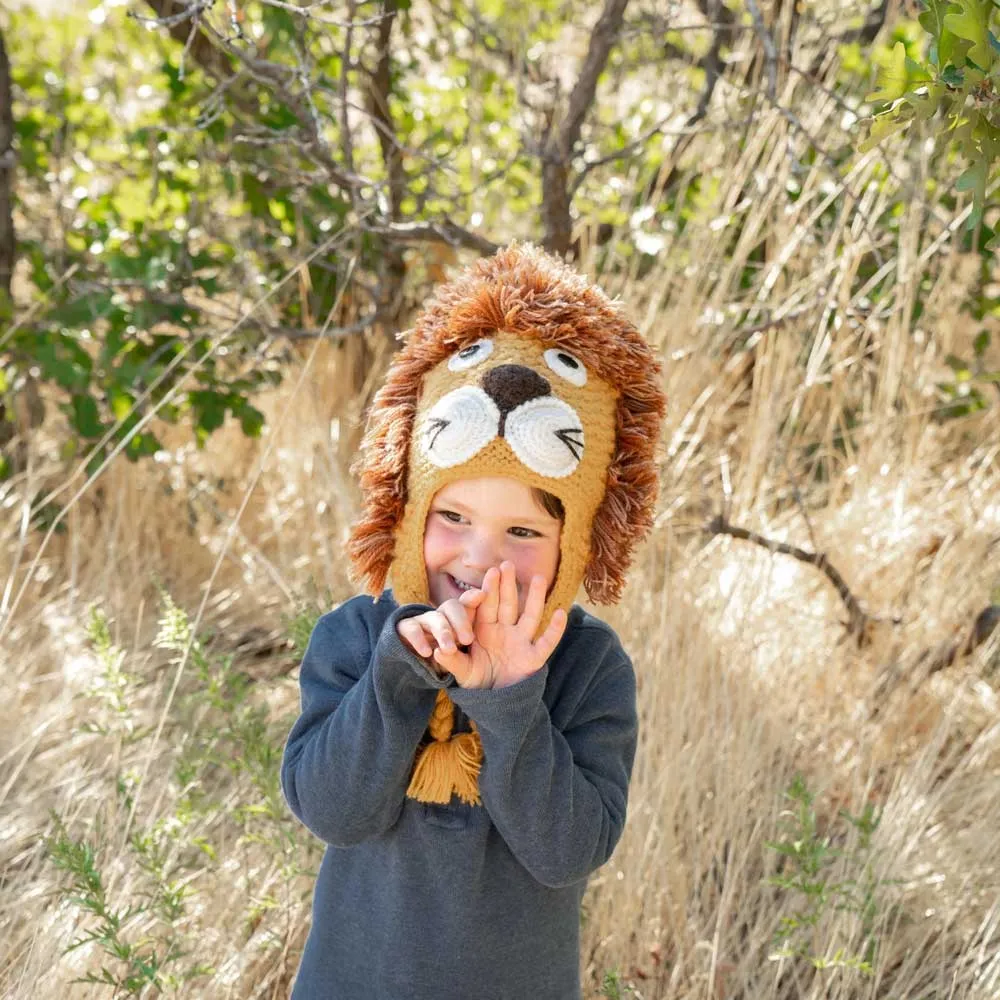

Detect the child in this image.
[281,243,666,999]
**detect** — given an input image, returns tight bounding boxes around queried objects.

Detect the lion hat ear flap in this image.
[583,380,666,605]
[346,352,422,596]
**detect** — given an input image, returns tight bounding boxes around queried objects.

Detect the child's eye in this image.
[438,510,464,524]
[509,526,541,539]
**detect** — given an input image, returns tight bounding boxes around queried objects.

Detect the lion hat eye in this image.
[543,348,587,387]
[447,338,494,372]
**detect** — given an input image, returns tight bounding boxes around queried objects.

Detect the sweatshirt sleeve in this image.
[448,625,637,889]
[280,597,452,847]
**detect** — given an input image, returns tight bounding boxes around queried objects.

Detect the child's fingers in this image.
[433,644,471,682]
[478,566,501,624]
[437,599,476,646]
[458,587,486,611]
[531,607,568,665]
[397,617,433,658]
[423,613,458,653]
[517,573,547,637]
[498,561,519,626]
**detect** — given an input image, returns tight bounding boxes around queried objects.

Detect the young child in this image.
[280,243,665,999]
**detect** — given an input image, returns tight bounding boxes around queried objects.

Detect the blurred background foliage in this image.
[1,0,997,502]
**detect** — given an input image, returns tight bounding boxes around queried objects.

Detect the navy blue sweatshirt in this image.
[280,591,638,1000]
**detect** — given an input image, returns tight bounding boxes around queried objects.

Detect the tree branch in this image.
[369,220,499,255]
[869,604,999,719]
[744,0,778,102]
[708,513,873,640]
[0,26,15,302]
[541,0,630,255]
[138,0,235,81]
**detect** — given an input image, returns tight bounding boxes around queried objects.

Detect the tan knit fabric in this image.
[390,331,618,634]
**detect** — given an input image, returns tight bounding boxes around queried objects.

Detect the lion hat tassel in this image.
[347,242,666,806]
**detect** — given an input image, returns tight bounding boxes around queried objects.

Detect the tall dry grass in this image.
[2,62,1000,1000]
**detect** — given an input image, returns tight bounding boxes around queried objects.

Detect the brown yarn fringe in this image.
[406,690,483,806]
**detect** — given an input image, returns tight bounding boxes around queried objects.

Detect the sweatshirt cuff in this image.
[376,605,457,691]
[449,666,548,738]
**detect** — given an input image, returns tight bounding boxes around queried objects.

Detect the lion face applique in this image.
[419,334,599,479]
[392,330,619,631]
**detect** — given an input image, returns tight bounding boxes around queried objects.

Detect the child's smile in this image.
[423,477,562,614]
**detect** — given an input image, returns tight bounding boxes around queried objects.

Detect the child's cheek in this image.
[423,518,458,563]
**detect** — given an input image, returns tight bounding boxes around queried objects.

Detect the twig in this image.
[369,219,499,255]
[0,26,15,302]
[257,0,389,28]
[869,605,1000,719]
[542,0,631,254]
[708,513,872,640]
[744,0,778,101]
[340,0,357,200]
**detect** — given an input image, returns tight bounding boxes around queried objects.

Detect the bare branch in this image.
[256,0,389,28]
[369,220,499,256]
[340,0,357,196]
[708,513,873,640]
[262,314,382,341]
[363,0,408,340]
[634,0,741,206]
[869,605,999,719]
[138,0,234,81]
[0,26,14,303]
[542,0,630,255]
[570,112,680,198]
[744,0,778,101]
[365,0,405,220]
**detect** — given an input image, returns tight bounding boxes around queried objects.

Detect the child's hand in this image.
[436,562,567,690]
[397,591,488,668]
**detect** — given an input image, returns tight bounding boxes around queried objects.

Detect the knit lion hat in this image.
[348,242,666,806]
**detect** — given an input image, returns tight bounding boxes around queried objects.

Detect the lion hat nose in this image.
[480,364,551,434]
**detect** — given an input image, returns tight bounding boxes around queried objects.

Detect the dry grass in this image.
[3,54,1000,1000]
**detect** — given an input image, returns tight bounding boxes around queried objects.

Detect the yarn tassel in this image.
[407,690,483,805]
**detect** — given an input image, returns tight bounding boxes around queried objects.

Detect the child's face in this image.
[423,477,562,614]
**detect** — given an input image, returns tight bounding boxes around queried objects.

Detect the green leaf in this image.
[955,156,988,224]
[919,0,950,43]
[109,389,134,422]
[974,330,991,355]
[189,389,227,436]
[861,108,913,151]
[235,402,264,438]
[47,292,114,328]
[867,42,931,102]
[125,431,159,461]
[920,0,964,66]
[70,393,104,438]
[242,173,269,218]
[943,0,995,68]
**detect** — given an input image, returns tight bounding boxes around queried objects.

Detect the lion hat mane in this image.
[347,242,666,611]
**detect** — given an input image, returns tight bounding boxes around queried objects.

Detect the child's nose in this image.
[462,532,500,571]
